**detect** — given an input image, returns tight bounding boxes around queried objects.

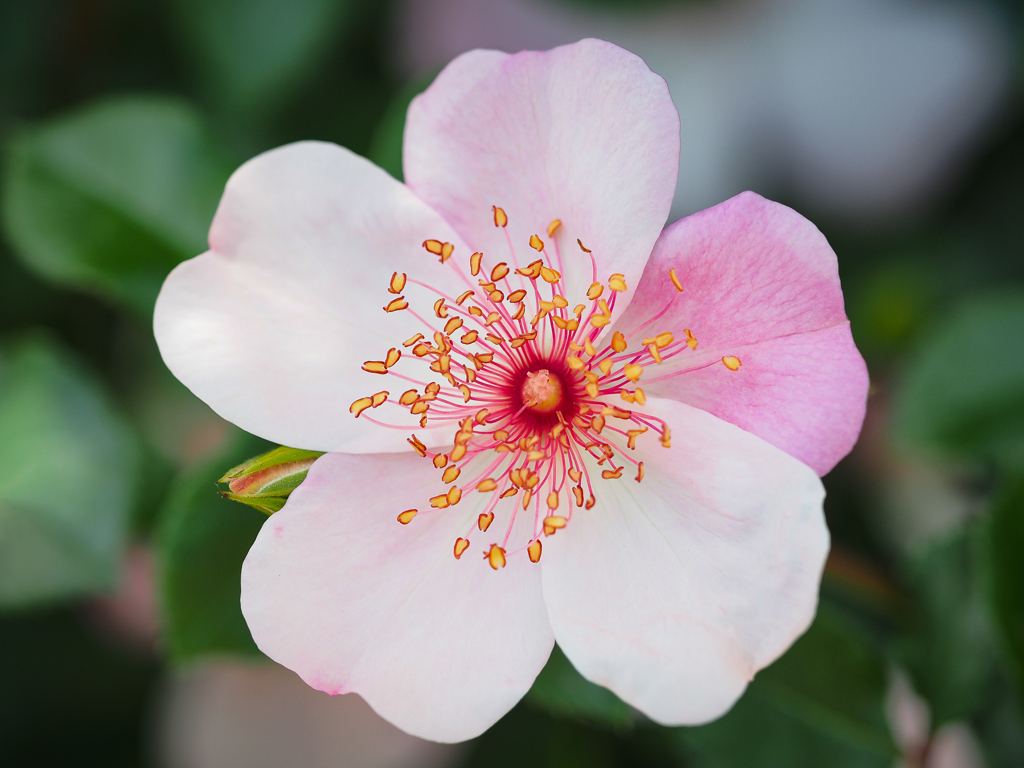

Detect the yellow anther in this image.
[464,365,477,382]
[507,289,527,303]
[476,353,494,365]
[608,273,627,292]
[547,219,561,236]
[454,537,470,559]
[661,427,671,448]
[493,429,509,442]
[623,363,643,382]
[500,486,517,498]
[620,390,635,404]
[539,300,555,313]
[511,304,525,320]
[598,299,611,316]
[590,314,611,329]
[388,272,407,294]
[477,479,497,492]
[521,331,537,340]
[458,384,471,403]
[469,252,483,276]
[478,512,494,532]
[574,304,586,318]
[456,290,475,305]
[397,509,417,525]
[486,333,505,344]
[444,317,463,335]
[410,400,429,416]
[442,466,461,484]
[598,359,612,376]
[361,361,387,374]
[425,382,440,397]
[384,297,408,312]
[349,397,373,417]
[450,444,467,462]
[529,234,545,251]
[484,312,501,326]
[403,333,424,348]
[643,332,674,349]
[460,330,479,345]
[468,306,483,317]
[552,295,568,309]
[634,388,646,405]
[572,486,584,507]
[440,242,454,261]
[540,266,561,283]
[580,339,595,358]
[567,355,585,370]
[423,239,443,255]
[528,539,542,563]
[521,489,533,510]
[527,450,546,461]
[585,494,597,510]
[636,462,645,482]
[543,516,568,536]
[723,355,742,371]
[568,468,582,482]
[475,409,489,424]
[684,329,697,350]
[446,486,462,505]
[371,391,388,407]
[591,414,606,433]
[433,298,448,318]
[603,406,631,419]
[399,389,418,405]
[551,423,565,438]
[577,239,591,253]
[669,268,684,292]
[547,491,559,510]
[430,494,450,509]
[611,331,627,352]
[602,468,623,480]
[408,435,427,456]
[486,544,507,570]
[648,344,663,364]
[384,348,401,368]
[491,263,509,281]
[585,382,599,398]
[493,206,508,227]
[626,427,648,450]
[489,290,504,302]
[587,282,603,300]
[510,338,526,348]
[412,343,430,357]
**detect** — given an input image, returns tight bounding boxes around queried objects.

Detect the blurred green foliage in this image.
[0,335,139,608]
[0,0,1021,766]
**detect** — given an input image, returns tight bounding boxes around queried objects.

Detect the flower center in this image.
[348,205,743,571]
[521,369,565,415]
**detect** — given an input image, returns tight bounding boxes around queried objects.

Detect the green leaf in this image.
[987,475,1024,700]
[526,644,635,728]
[892,291,1024,467]
[680,606,896,768]
[368,71,439,182]
[170,0,355,113]
[2,96,230,316]
[0,335,140,608]
[158,430,273,660]
[897,523,999,725]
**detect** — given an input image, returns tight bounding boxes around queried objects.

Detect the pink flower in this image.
[154,39,868,743]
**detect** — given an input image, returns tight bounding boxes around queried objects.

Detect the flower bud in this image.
[218,446,323,515]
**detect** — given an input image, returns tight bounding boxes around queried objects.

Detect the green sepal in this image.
[218,446,324,482]
[218,491,289,516]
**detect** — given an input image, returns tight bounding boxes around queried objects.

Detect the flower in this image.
[154,39,868,743]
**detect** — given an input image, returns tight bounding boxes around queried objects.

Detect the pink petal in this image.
[403,39,679,316]
[154,141,473,453]
[541,396,828,725]
[616,191,868,475]
[240,451,554,743]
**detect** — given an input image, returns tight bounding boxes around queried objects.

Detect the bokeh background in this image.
[1,0,1023,766]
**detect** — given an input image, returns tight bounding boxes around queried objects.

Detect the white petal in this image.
[241,451,554,743]
[540,396,828,725]
[154,141,474,453]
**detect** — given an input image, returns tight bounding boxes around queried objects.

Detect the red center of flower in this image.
[348,205,744,571]
[520,369,566,415]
